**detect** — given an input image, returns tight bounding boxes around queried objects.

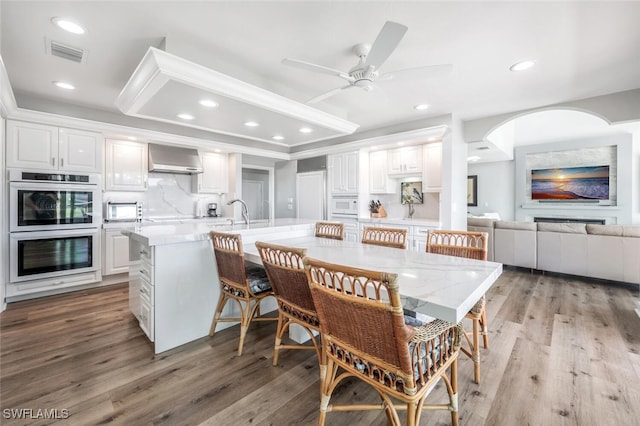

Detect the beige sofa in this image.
[467,218,640,286]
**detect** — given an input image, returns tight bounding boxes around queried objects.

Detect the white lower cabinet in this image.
[343,220,360,242]
[103,229,130,275]
[129,238,155,342]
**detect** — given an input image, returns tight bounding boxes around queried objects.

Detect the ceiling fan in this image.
[282,21,452,104]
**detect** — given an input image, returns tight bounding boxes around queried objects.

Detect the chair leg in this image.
[406,401,418,426]
[237,300,254,356]
[209,293,228,336]
[451,358,459,426]
[480,308,489,349]
[472,318,480,384]
[273,312,287,366]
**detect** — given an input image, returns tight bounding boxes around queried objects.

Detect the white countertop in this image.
[243,235,502,324]
[122,218,316,246]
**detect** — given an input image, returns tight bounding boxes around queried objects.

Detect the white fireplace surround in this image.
[515,134,633,224]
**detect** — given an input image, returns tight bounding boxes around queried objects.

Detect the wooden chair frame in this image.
[305,256,462,426]
[209,231,276,356]
[361,226,408,249]
[426,229,489,384]
[315,222,345,240]
[255,241,325,375]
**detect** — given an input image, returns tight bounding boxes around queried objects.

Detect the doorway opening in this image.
[242,167,274,221]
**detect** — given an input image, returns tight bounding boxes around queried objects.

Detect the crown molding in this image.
[7,107,290,160]
[116,47,359,145]
[288,125,448,160]
[0,55,17,118]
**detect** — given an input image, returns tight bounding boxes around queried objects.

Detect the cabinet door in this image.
[344,152,359,193]
[105,139,148,191]
[59,128,102,173]
[387,149,404,174]
[103,230,130,275]
[6,121,59,170]
[422,142,442,190]
[195,152,228,193]
[403,146,423,173]
[329,154,345,193]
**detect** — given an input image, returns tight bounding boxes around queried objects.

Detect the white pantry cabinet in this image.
[329,151,358,194]
[103,229,130,275]
[387,145,422,175]
[7,120,102,173]
[422,142,442,191]
[104,139,148,191]
[192,151,228,194]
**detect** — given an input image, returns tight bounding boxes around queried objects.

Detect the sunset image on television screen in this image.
[531,165,609,200]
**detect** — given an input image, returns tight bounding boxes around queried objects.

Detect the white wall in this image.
[633,130,640,224]
[467,160,515,220]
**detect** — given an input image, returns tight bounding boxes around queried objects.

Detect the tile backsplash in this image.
[370,192,440,220]
[103,173,224,219]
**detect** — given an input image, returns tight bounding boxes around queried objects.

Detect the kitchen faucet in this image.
[227,199,250,225]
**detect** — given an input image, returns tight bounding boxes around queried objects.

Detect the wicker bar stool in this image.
[426,229,489,384]
[209,231,277,356]
[255,241,325,374]
[361,226,408,249]
[315,221,345,240]
[305,256,463,426]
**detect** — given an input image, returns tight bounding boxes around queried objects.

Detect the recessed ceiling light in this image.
[427,136,438,142]
[127,136,137,141]
[272,135,285,141]
[51,17,86,35]
[397,142,405,146]
[467,156,481,162]
[53,81,75,90]
[244,121,259,127]
[213,149,222,153]
[414,104,429,110]
[509,60,535,72]
[199,99,218,108]
[299,127,313,133]
[177,113,194,120]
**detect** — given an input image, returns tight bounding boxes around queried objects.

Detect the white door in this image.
[296,171,326,220]
[243,180,265,220]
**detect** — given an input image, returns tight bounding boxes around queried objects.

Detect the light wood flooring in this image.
[1,269,639,425]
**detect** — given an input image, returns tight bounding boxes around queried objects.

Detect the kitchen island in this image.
[123,219,315,354]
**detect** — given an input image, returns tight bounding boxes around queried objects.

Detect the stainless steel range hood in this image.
[148,144,203,174]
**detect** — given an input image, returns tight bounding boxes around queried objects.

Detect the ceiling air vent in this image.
[476,146,490,150]
[47,39,86,63]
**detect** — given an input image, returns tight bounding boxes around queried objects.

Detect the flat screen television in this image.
[531,165,609,200]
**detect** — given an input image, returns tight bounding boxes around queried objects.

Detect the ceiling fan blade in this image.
[364,21,408,69]
[307,84,355,104]
[282,58,351,80]
[378,64,453,82]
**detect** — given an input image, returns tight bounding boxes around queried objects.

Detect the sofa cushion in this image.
[495,221,537,231]
[622,226,640,238]
[586,224,623,236]
[537,222,587,234]
[467,217,496,228]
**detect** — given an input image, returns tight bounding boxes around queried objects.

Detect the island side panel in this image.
[153,239,217,354]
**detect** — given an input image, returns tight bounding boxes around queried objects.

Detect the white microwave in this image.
[331,196,358,217]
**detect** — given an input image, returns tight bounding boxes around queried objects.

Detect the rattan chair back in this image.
[426,230,488,261]
[255,241,316,321]
[210,231,249,295]
[361,226,408,249]
[315,221,345,240]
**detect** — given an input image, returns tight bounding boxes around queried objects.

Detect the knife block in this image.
[371,205,387,218]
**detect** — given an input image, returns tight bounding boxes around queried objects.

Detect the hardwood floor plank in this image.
[1,271,639,425]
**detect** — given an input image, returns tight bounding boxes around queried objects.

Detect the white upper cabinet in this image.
[58,127,103,173]
[7,120,102,173]
[192,151,228,194]
[422,142,442,191]
[369,150,395,194]
[387,145,422,175]
[329,151,358,194]
[104,139,148,191]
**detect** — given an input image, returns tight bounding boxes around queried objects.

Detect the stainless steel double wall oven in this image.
[9,169,102,284]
